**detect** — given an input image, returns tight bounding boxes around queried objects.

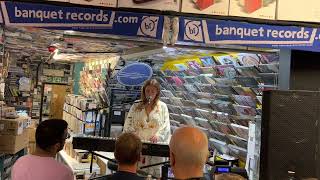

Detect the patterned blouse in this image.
[123,100,171,143]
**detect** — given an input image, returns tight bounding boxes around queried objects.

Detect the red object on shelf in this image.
[195,0,215,10]
[48,46,56,53]
[244,0,262,13]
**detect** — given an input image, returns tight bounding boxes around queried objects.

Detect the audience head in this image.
[36,119,69,154]
[169,126,209,178]
[115,133,142,166]
[215,173,247,180]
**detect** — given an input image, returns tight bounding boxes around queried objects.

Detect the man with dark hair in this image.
[104,132,144,180]
[12,119,73,180]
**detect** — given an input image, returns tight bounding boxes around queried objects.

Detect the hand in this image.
[150,136,158,143]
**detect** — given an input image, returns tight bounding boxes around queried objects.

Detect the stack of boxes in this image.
[0,109,30,154]
[0,106,30,180]
[27,125,36,154]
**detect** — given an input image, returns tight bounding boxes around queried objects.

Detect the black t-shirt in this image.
[98,171,145,180]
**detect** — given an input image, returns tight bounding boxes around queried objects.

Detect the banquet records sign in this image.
[117,63,153,87]
[179,17,320,52]
[0,1,164,40]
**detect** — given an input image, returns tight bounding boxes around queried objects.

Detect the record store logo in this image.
[117,63,153,86]
[184,20,203,42]
[137,16,159,38]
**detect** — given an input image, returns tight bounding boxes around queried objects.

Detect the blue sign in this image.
[179,17,320,52]
[0,1,164,40]
[117,63,153,86]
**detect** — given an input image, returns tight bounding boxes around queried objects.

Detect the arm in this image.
[155,103,171,143]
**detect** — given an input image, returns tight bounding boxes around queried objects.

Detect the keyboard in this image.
[72,135,170,157]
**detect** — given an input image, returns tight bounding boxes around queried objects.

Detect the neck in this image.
[33,146,56,158]
[173,166,203,179]
[118,163,137,174]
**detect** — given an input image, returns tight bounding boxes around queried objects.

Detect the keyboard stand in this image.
[89,151,117,173]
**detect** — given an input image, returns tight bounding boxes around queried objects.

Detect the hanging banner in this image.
[0,1,164,40]
[179,17,320,52]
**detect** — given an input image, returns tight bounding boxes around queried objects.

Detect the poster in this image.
[181,0,229,16]
[229,0,276,20]
[277,0,320,23]
[117,0,180,12]
[70,0,117,7]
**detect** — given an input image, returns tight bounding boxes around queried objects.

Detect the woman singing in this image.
[123,79,171,177]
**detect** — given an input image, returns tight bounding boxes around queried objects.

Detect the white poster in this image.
[181,0,229,16]
[277,0,320,23]
[118,0,180,12]
[70,0,117,7]
[229,0,276,20]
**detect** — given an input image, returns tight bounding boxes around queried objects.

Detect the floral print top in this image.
[123,100,171,143]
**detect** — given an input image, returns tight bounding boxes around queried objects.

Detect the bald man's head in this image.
[169,127,209,170]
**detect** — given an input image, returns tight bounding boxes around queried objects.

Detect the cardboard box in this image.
[97,157,107,175]
[118,0,180,11]
[27,127,36,142]
[27,142,36,154]
[0,106,15,117]
[181,0,229,15]
[0,116,29,136]
[229,0,276,20]
[0,131,28,154]
[70,0,117,7]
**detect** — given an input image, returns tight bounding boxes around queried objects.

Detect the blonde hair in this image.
[136,79,160,111]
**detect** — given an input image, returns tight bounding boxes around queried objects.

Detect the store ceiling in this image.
[4,27,163,63]
[4,26,279,64]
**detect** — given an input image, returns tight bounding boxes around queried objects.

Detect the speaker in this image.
[260,90,320,180]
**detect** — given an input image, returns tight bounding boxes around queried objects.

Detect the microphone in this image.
[147,96,152,104]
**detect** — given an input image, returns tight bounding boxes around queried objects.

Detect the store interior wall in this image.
[290,50,320,91]
[73,62,85,95]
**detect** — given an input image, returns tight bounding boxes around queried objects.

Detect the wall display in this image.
[158,52,279,164]
[229,0,276,20]
[0,1,165,41]
[178,17,320,52]
[117,0,181,12]
[277,0,320,23]
[70,0,117,7]
[181,0,229,16]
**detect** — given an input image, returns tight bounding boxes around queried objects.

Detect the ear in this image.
[170,151,175,167]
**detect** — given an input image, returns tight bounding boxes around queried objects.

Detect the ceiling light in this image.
[64,30,76,34]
